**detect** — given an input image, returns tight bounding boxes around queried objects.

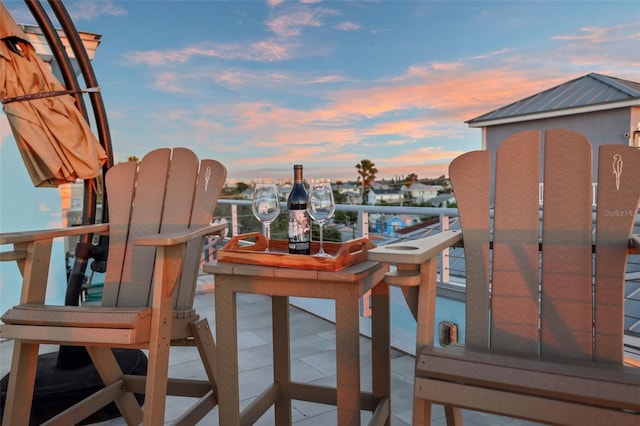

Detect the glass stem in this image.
[264,223,271,252]
[319,224,325,254]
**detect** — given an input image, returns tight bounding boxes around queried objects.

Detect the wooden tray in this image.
[217,232,376,271]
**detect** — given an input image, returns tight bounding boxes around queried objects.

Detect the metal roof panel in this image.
[467,73,640,125]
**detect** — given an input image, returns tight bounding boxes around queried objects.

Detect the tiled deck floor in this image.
[0,274,540,425]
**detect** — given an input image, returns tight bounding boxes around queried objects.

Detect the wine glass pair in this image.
[252,181,336,257]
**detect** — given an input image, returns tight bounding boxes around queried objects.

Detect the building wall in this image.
[483,107,635,192]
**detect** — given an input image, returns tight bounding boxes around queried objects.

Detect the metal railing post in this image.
[231,203,239,237]
[358,210,369,238]
[440,212,450,284]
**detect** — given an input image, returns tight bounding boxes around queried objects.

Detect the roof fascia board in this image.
[467,99,640,128]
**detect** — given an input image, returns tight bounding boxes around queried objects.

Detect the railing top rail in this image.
[218,199,640,226]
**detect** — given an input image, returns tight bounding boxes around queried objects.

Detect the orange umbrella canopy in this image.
[0,2,107,187]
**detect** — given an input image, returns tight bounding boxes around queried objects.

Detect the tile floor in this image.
[0,274,539,425]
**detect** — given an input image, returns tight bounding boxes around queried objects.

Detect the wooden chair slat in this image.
[1,304,151,328]
[119,149,171,307]
[414,377,639,426]
[417,347,640,410]
[161,148,199,234]
[491,130,541,354]
[448,150,491,348]
[0,324,151,346]
[175,158,227,310]
[540,129,594,359]
[594,144,640,363]
[101,160,137,307]
[159,148,199,310]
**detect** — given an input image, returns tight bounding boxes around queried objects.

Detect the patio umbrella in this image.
[0,2,106,187]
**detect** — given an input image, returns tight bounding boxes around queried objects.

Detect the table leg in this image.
[371,281,391,425]
[272,295,292,424]
[335,287,361,425]
[214,278,240,425]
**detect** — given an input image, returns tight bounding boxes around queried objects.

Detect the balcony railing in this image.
[214,199,640,350]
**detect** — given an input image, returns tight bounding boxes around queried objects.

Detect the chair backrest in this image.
[450,129,640,363]
[100,148,226,311]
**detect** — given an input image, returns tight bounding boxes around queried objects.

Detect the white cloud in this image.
[336,21,361,31]
[124,39,297,66]
[67,1,126,21]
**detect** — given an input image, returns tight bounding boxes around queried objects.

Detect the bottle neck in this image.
[294,166,303,183]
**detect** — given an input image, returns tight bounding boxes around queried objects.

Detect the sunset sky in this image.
[3,0,639,183]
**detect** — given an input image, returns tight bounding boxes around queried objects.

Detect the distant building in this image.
[403,182,443,204]
[336,182,361,204]
[240,188,253,200]
[427,193,456,207]
[374,214,418,235]
[367,187,403,205]
[278,183,292,200]
[370,181,392,190]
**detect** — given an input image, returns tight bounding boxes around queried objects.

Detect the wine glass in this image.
[307,181,336,257]
[252,183,281,252]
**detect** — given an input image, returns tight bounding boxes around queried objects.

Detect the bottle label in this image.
[288,209,310,251]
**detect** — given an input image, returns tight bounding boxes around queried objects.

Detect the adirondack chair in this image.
[369,129,640,425]
[0,147,226,425]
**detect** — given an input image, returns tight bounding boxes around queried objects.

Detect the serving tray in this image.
[217,232,375,271]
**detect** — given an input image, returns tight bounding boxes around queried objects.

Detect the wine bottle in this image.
[287,165,311,254]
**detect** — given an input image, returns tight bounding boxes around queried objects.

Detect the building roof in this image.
[408,182,442,191]
[370,188,402,195]
[427,193,456,204]
[467,73,640,127]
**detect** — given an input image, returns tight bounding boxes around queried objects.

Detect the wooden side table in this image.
[203,259,391,425]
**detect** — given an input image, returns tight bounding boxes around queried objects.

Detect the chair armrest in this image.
[0,224,109,263]
[0,223,109,245]
[367,230,462,265]
[630,234,640,254]
[135,221,227,247]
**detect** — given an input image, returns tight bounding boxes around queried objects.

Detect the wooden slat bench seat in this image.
[416,347,640,413]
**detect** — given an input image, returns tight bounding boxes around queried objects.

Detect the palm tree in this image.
[355,159,378,204]
[405,173,418,185]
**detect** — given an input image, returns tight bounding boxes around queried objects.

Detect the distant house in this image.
[374,214,417,235]
[278,183,292,200]
[240,188,253,200]
[337,182,358,193]
[337,182,361,204]
[404,182,443,204]
[466,73,640,190]
[367,187,403,205]
[427,193,456,207]
[370,181,392,190]
[335,225,357,242]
